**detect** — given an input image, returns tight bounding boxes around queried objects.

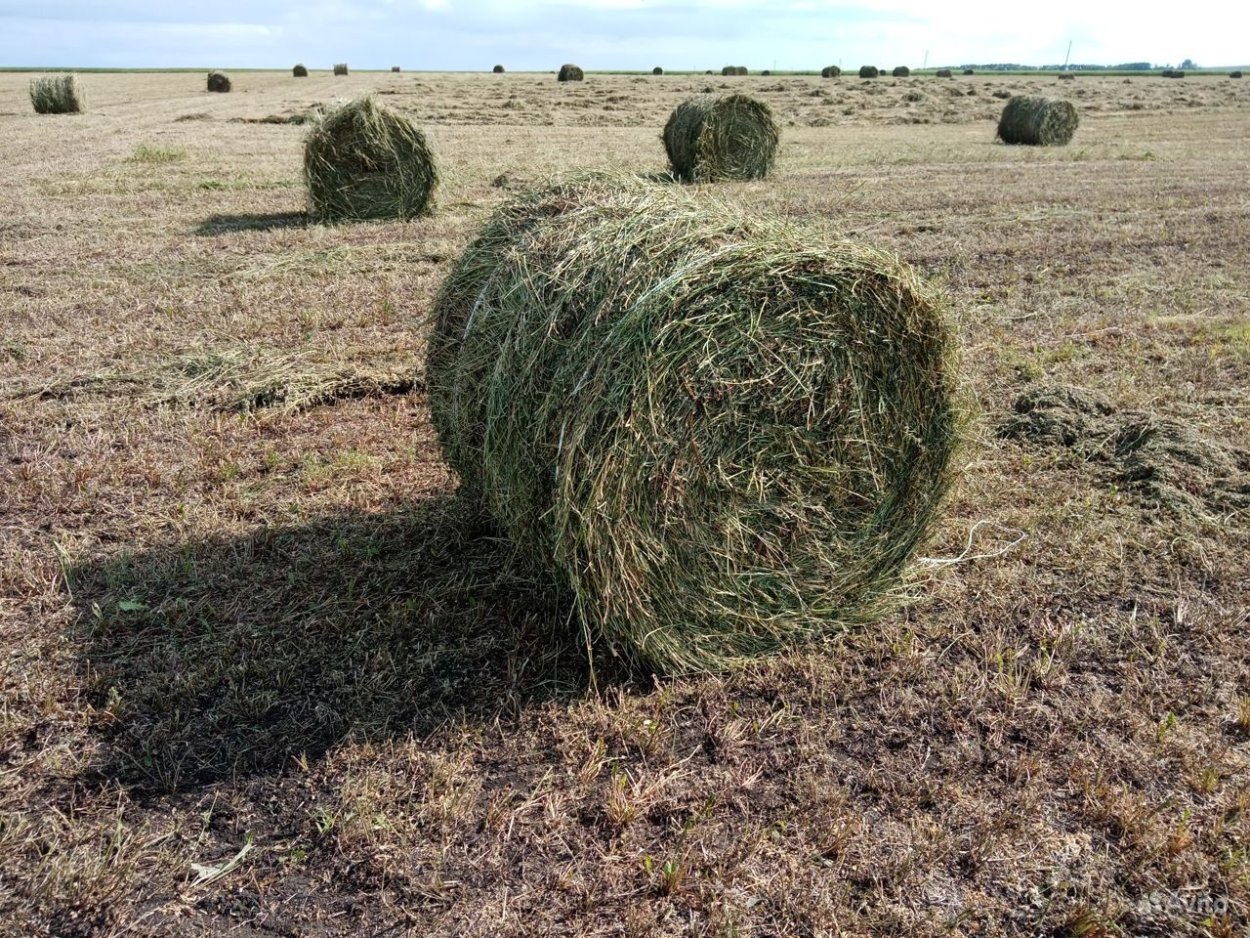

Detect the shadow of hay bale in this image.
[194,211,308,235]
[68,497,604,793]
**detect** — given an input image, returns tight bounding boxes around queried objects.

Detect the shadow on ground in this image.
[194,211,308,235]
[69,495,605,793]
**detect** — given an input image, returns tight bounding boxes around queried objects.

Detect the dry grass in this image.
[1,69,1248,937]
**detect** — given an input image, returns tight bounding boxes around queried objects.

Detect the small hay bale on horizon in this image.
[391,66,401,73]
[207,71,231,93]
[293,63,308,77]
[859,65,879,78]
[962,68,975,75]
[1230,70,1243,78]
[1057,72,1075,81]
[425,174,961,674]
[935,68,953,78]
[662,93,779,182]
[652,66,664,75]
[997,95,1079,146]
[333,63,349,76]
[302,95,438,222]
[892,66,910,77]
[821,65,841,78]
[557,63,584,81]
[493,64,505,73]
[1161,69,1185,78]
[29,74,86,114]
[721,65,748,76]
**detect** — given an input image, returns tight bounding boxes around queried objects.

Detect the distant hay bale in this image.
[492,64,505,74]
[391,66,401,73]
[426,175,961,673]
[557,63,584,82]
[761,69,771,76]
[333,63,349,76]
[935,68,953,78]
[1230,71,1243,78]
[302,95,438,222]
[996,95,1079,146]
[1057,72,1075,81]
[293,64,308,77]
[962,68,975,75]
[704,69,714,75]
[1161,69,1185,78]
[662,93,779,182]
[859,65,879,78]
[721,65,748,76]
[29,74,86,114]
[652,66,664,75]
[892,66,910,77]
[207,71,231,93]
[821,65,841,78]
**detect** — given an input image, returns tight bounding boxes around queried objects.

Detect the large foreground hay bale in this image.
[859,65,879,78]
[996,95,1079,145]
[557,63,584,82]
[892,66,910,77]
[207,71,231,93]
[426,177,960,673]
[29,74,86,114]
[820,65,841,78]
[662,93,779,182]
[302,95,437,222]
[333,63,349,76]
[293,63,308,77]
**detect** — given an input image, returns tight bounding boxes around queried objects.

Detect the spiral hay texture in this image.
[662,93,779,182]
[557,63,584,82]
[207,72,231,93]
[29,75,86,114]
[425,177,961,673]
[302,96,437,222]
[997,95,1079,146]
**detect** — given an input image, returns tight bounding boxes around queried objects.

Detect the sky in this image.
[0,0,1245,71]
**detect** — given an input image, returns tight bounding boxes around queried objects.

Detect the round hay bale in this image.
[557,63,584,82]
[1161,69,1185,79]
[391,66,401,73]
[761,69,771,76]
[652,66,664,75]
[29,74,86,114]
[859,65,879,78]
[820,65,841,78]
[662,93,779,182]
[207,71,231,93]
[493,64,505,73]
[1230,70,1243,78]
[935,68,953,78]
[704,69,714,75]
[302,95,438,222]
[333,63,349,76]
[892,65,910,77]
[962,68,975,75]
[293,63,309,78]
[996,94,1079,146]
[426,175,961,673]
[1057,72,1075,81]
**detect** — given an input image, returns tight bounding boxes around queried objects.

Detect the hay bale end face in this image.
[293,63,308,77]
[859,65,879,78]
[302,95,438,222]
[207,71,231,93]
[997,94,1079,146]
[333,63,349,76]
[557,63,584,82]
[426,176,961,673]
[935,68,953,78]
[493,64,505,73]
[892,66,910,77]
[663,93,779,182]
[29,74,86,114]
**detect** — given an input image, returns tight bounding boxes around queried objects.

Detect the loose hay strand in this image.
[426,175,962,673]
[662,93,779,183]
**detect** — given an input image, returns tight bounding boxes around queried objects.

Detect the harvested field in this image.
[1,69,1249,937]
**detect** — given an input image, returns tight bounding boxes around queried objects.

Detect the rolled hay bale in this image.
[207,71,231,93]
[996,95,1079,145]
[662,93,779,182]
[1057,72,1075,81]
[1230,70,1243,78]
[935,68,953,78]
[333,63,349,76]
[1161,69,1185,78]
[493,64,505,73]
[391,66,401,73]
[653,66,664,75]
[892,66,910,77]
[761,69,771,76]
[557,63,584,82]
[293,63,309,77]
[962,68,975,75]
[426,176,960,673]
[302,95,438,222]
[859,65,879,78]
[820,65,841,78]
[29,74,86,114]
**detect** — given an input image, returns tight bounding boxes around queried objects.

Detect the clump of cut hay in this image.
[962,68,975,75]
[996,94,1079,145]
[820,65,841,78]
[207,71,231,93]
[29,74,86,114]
[493,64,505,73]
[1161,69,1185,78]
[426,175,961,673]
[662,93,779,182]
[293,63,308,77]
[935,68,953,78]
[302,95,438,222]
[557,63,584,82]
[892,66,910,77]
[1057,72,1075,81]
[333,63,349,76]
[859,65,879,78]
[1231,70,1243,78]
[652,66,664,75]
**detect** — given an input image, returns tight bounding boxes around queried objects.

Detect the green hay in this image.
[859,65,879,78]
[334,63,349,76]
[892,66,910,77]
[935,69,953,78]
[662,93,779,182]
[302,95,438,222]
[996,94,1079,146]
[493,64,505,73]
[293,64,308,77]
[207,71,231,93]
[820,66,841,78]
[29,74,86,114]
[426,175,962,673]
[557,63,584,82]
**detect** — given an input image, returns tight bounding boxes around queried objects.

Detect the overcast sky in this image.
[0,1,1244,71]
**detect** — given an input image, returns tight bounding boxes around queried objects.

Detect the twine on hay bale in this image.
[996,95,1079,146]
[207,71,231,93]
[892,66,910,77]
[426,175,961,673]
[293,63,308,77]
[820,65,841,78]
[859,65,879,78]
[302,95,438,222]
[493,64,505,73]
[662,93,779,182]
[333,63,349,76]
[557,63,584,81]
[29,74,86,114]
[935,69,953,78]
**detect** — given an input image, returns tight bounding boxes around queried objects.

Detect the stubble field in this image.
[1,68,1248,937]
